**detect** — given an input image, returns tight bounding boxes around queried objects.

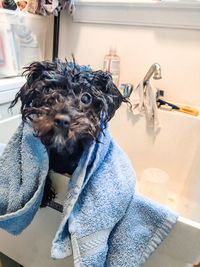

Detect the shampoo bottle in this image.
[103,48,120,87]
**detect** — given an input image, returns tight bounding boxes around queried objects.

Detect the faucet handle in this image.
[120,83,133,98]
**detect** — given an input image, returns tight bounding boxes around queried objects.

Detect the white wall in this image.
[59,12,200,106]
[44,16,54,61]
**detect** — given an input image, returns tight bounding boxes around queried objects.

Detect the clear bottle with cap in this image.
[103,48,120,87]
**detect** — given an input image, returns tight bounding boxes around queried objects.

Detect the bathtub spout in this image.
[143,63,162,86]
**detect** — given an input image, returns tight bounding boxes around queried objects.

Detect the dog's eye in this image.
[80,93,92,106]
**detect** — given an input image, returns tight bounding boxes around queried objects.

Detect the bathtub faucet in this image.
[143,63,162,86]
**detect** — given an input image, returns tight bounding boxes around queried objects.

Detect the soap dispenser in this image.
[103,48,120,87]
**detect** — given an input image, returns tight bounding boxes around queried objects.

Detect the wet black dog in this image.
[10,60,128,207]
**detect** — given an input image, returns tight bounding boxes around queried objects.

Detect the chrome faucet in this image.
[143,63,162,86]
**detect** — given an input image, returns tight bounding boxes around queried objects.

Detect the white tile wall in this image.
[59,13,200,106]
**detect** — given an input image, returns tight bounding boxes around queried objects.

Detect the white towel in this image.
[130,80,160,129]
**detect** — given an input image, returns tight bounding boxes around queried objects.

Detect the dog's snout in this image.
[54,114,70,129]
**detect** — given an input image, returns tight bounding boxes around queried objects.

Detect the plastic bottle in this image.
[103,48,120,87]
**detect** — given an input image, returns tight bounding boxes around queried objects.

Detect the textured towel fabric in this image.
[0,122,48,234]
[51,126,178,266]
[0,144,5,156]
[0,122,178,266]
[36,0,74,16]
[130,81,160,129]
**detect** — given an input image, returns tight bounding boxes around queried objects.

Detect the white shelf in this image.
[0,76,25,105]
[73,1,200,30]
[0,76,26,92]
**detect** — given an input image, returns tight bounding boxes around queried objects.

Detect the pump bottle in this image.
[103,48,120,87]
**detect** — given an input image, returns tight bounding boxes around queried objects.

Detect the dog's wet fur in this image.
[10,60,129,207]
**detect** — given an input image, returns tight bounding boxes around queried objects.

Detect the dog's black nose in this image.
[54,114,70,129]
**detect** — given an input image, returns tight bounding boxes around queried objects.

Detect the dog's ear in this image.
[10,61,72,116]
[10,61,56,111]
[92,71,126,122]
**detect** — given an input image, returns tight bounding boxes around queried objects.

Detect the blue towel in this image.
[0,122,48,234]
[0,122,178,266]
[0,144,5,156]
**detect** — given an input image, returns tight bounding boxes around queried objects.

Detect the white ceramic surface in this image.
[110,105,200,224]
[110,105,200,266]
[0,107,200,266]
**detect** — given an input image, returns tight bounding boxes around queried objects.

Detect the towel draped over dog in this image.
[0,123,48,234]
[0,122,178,266]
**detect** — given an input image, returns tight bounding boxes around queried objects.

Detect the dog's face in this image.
[11,60,126,154]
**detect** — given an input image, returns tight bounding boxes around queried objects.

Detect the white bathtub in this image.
[0,108,200,267]
[110,104,200,267]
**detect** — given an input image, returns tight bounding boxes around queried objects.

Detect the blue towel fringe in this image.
[139,213,177,264]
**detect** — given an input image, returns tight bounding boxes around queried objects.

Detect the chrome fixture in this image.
[120,83,133,98]
[143,63,162,86]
